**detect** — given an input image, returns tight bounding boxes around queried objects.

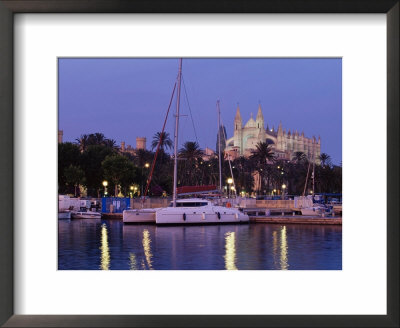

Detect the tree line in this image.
[58,132,341,197]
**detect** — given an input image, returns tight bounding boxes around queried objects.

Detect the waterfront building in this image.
[224,104,320,163]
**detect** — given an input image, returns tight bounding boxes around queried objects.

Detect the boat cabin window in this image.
[169,202,208,207]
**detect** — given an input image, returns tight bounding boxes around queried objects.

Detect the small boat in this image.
[58,211,72,219]
[156,198,248,225]
[71,210,102,219]
[300,204,333,217]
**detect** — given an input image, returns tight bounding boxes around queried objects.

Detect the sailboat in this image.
[155,59,248,224]
[123,59,249,224]
[296,145,332,217]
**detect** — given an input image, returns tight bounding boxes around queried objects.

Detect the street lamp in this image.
[102,180,108,197]
[141,163,150,196]
[281,184,286,200]
[227,178,233,198]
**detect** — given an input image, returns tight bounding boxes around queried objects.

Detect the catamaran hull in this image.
[156,209,249,225]
[123,209,157,223]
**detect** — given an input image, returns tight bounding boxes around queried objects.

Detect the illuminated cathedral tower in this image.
[225,104,320,163]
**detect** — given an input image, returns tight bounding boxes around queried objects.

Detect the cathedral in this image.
[224,104,321,163]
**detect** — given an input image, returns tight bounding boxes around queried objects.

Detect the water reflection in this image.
[142,229,153,270]
[224,231,238,270]
[129,253,137,270]
[100,223,110,270]
[272,230,278,269]
[59,221,342,270]
[280,226,289,270]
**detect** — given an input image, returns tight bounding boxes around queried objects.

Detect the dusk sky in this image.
[59,58,342,164]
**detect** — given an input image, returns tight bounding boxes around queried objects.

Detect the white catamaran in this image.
[123,59,249,224]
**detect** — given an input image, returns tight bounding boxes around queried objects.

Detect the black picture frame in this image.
[0,1,398,327]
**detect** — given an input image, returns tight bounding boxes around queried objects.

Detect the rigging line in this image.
[143,82,177,203]
[181,75,199,144]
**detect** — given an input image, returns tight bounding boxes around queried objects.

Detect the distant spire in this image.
[256,103,264,129]
[277,121,283,136]
[234,104,242,121]
[234,104,242,131]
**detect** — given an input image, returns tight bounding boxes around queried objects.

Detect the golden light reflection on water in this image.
[272,230,278,269]
[224,231,238,270]
[129,253,137,270]
[100,223,110,270]
[280,226,289,270]
[142,229,153,270]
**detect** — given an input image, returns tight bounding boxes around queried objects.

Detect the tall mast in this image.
[172,59,183,207]
[312,142,315,196]
[217,100,222,193]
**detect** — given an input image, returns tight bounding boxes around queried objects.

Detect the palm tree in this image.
[76,133,115,152]
[88,133,106,145]
[151,132,173,152]
[319,153,332,167]
[292,151,307,165]
[179,141,203,161]
[178,141,203,186]
[103,138,119,151]
[249,142,275,194]
[76,134,89,152]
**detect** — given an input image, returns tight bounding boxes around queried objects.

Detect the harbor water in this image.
[58,219,342,270]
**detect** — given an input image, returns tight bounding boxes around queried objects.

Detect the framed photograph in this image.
[0,1,398,327]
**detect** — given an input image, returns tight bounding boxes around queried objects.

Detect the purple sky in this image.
[59,58,342,164]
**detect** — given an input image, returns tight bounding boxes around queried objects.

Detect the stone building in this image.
[120,137,147,155]
[58,130,63,143]
[224,105,320,163]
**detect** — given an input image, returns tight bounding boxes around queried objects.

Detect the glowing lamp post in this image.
[281,184,286,200]
[141,163,150,196]
[102,180,108,197]
[227,178,233,198]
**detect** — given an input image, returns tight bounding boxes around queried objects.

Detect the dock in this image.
[101,213,123,220]
[249,215,342,225]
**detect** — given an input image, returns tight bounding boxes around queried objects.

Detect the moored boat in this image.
[58,211,72,219]
[156,198,248,225]
[71,210,102,219]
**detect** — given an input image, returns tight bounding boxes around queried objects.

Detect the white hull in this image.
[71,211,101,219]
[301,205,332,216]
[123,208,157,223]
[156,205,249,225]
